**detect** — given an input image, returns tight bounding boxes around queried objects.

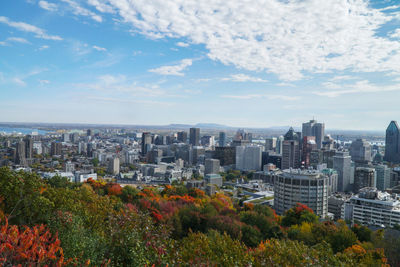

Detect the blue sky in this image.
[1,0,400,130]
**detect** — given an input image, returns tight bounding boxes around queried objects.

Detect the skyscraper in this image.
[177,131,188,143]
[236,145,262,171]
[141,132,152,156]
[333,151,352,192]
[384,121,400,163]
[282,128,301,170]
[189,128,200,146]
[302,119,325,149]
[375,164,391,191]
[265,137,277,151]
[350,139,372,163]
[205,159,220,175]
[15,140,26,165]
[219,132,227,147]
[24,136,33,159]
[302,136,317,167]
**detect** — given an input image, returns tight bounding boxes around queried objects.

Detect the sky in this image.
[0,0,400,130]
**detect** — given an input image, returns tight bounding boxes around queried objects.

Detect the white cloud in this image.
[61,0,102,22]
[38,1,58,12]
[0,16,62,41]
[149,58,192,76]
[329,75,358,81]
[176,42,189,47]
[390,29,400,39]
[13,78,26,86]
[39,45,49,50]
[222,73,268,83]
[90,0,400,81]
[39,79,50,84]
[221,94,299,101]
[314,80,400,97]
[0,37,31,46]
[92,45,107,51]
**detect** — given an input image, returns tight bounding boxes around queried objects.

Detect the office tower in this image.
[375,164,391,191]
[219,132,227,147]
[262,151,282,169]
[24,136,33,159]
[302,136,317,167]
[62,133,70,142]
[384,121,400,163]
[350,139,372,163]
[87,129,93,136]
[302,119,325,149]
[201,135,214,147]
[274,169,329,217]
[204,174,223,187]
[177,131,188,143]
[235,145,262,171]
[213,147,236,166]
[141,132,152,156]
[70,133,79,143]
[354,167,375,193]
[191,146,205,165]
[333,151,352,192]
[342,188,400,228]
[282,128,301,170]
[189,128,200,146]
[265,137,277,151]
[15,140,26,165]
[50,141,62,156]
[108,157,120,175]
[205,159,220,175]
[276,136,284,154]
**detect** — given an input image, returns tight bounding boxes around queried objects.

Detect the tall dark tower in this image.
[141,132,152,156]
[384,121,400,163]
[189,128,200,146]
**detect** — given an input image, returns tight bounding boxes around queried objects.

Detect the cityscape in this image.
[1,0,400,266]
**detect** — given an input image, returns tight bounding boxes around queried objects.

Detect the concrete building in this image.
[375,164,391,191]
[333,151,352,192]
[205,158,220,175]
[342,187,400,228]
[236,145,262,171]
[108,157,120,175]
[350,139,372,163]
[141,132,152,156]
[302,136,317,167]
[274,169,329,217]
[50,141,62,156]
[204,174,223,187]
[354,167,375,193]
[282,127,301,170]
[15,140,26,165]
[322,168,338,195]
[189,128,200,146]
[265,137,277,151]
[65,161,74,173]
[213,146,236,166]
[177,131,188,143]
[302,119,325,149]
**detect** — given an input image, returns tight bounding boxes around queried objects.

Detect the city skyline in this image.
[1,0,400,130]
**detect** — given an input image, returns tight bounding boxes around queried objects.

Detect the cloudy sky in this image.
[1,0,400,130]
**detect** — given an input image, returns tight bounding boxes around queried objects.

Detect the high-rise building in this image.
[274,169,329,217]
[333,151,352,192]
[50,142,62,156]
[354,167,375,193]
[302,119,325,149]
[350,139,372,163]
[218,132,227,147]
[213,147,236,166]
[15,140,26,165]
[189,128,200,146]
[265,137,277,151]
[375,164,391,191]
[62,133,70,142]
[282,128,301,170]
[302,136,317,167]
[276,136,284,154]
[24,136,33,159]
[87,129,93,137]
[177,131,188,143]
[236,145,262,171]
[201,135,214,147]
[108,157,120,175]
[65,161,75,172]
[141,132,152,156]
[384,121,400,163]
[205,159,220,175]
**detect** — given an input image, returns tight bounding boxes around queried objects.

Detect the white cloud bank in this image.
[149,59,193,76]
[86,0,400,81]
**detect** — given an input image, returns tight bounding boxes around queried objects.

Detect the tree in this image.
[281,203,318,227]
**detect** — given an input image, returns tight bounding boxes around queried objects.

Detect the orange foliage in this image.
[108,184,123,196]
[294,203,314,214]
[0,218,71,266]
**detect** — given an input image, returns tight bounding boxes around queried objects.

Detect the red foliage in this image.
[107,184,123,196]
[0,218,71,266]
[294,203,314,214]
